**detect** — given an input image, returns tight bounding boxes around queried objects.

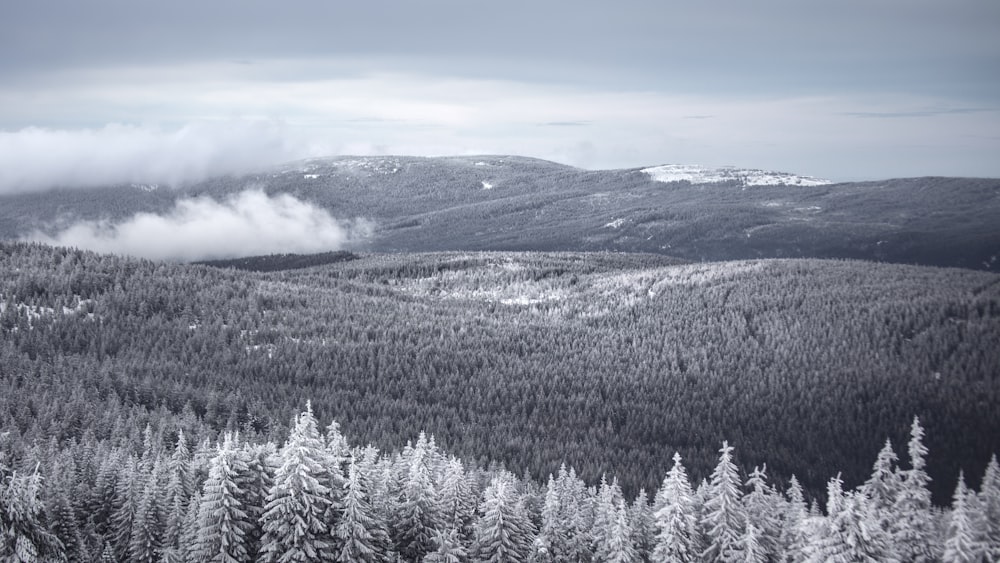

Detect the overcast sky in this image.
[2,0,999,188]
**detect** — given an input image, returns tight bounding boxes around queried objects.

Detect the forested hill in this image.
[1,155,998,270]
[2,242,998,506]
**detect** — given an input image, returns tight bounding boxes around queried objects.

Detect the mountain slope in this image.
[1,155,998,270]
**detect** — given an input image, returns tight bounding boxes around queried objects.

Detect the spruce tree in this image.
[258,405,335,563]
[604,502,638,563]
[892,417,939,562]
[473,474,534,563]
[943,472,987,563]
[532,475,564,563]
[741,465,780,560]
[701,441,745,563]
[393,433,441,561]
[335,459,391,563]
[128,459,165,563]
[653,452,701,563]
[194,433,253,563]
[979,454,1000,561]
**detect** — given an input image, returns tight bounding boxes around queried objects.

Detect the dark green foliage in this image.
[197,251,358,272]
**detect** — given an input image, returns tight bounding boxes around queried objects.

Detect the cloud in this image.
[25,190,372,262]
[0,121,332,194]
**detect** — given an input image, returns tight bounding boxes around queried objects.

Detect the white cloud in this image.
[25,190,372,262]
[0,121,334,194]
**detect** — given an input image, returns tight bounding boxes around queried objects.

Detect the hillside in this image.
[1,155,998,270]
[2,243,998,503]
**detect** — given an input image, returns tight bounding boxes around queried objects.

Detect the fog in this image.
[26,190,372,262]
[0,122,328,195]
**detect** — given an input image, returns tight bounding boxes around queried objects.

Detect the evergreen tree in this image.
[393,433,441,561]
[741,465,780,560]
[701,441,745,563]
[777,475,809,562]
[473,474,534,563]
[0,461,65,562]
[738,521,766,563]
[109,455,140,561]
[979,454,1000,561]
[604,502,638,563]
[892,416,939,562]
[592,475,625,561]
[804,477,898,563]
[943,472,988,563]
[628,488,655,563]
[653,452,701,563]
[259,405,335,563]
[194,433,254,563]
[437,457,477,542]
[335,458,392,563]
[128,459,165,563]
[162,430,192,560]
[532,475,564,563]
[425,527,469,563]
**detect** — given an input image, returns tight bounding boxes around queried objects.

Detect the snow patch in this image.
[481,181,493,190]
[603,218,626,229]
[642,164,831,187]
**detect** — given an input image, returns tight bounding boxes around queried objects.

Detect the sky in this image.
[1,0,999,192]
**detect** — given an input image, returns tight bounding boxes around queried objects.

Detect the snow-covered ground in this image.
[641,164,831,187]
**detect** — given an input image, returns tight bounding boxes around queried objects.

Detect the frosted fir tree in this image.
[943,472,988,563]
[180,489,202,563]
[193,433,253,563]
[109,455,140,561]
[741,465,780,559]
[161,431,192,561]
[628,489,655,562]
[556,465,594,563]
[335,458,392,563]
[424,527,469,563]
[701,441,746,563]
[603,503,638,563]
[979,454,1000,560]
[473,474,535,563]
[392,433,442,561]
[862,439,902,513]
[592,475,626,560]
[653,452,701,563]
[738,520,766,563]
[128,459,165,563]
[237,442,275,560]
[892,416,939,562]
[0,459,65,562]
[777,475,810,562]
[532,475,565,563]
[437,457,477,541]
[258,405,336,563]
[804,476,898,563]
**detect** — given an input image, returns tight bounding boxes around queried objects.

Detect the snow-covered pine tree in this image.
[604,502,638,563]
[862,438,902,515]
[128,458,165,563]
[109,454,140,561]
[0,460,66,562]
[532,474,565,563]
[741,465,780,560]
[179,489,202,563]
[701,441,746,563]
[473,473,535,563]
[892,416,940,562]
[943,471,988,563]
[336,458,392,563]
[424,527,469,563]
[238,442,275,560]
[804,476,898,563]
[777,475,810,562]
[556,465,594,562]
[653,452,701,563]
[592,475,625,561]
[162,431,192,561]
[979,454,1000,560]
[738,521,766,563]
[258,405,335,563]
[392,433,442,561]
[194,433,254,563]
[437,457,477,543]
[628,488,655,562]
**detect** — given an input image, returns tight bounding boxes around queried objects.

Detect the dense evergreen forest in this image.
[1,241,999,560]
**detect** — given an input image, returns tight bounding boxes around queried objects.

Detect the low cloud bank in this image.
[26,190,373,262]
[0,122,327,194]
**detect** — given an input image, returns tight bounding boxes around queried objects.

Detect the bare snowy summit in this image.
[641,164,831,186]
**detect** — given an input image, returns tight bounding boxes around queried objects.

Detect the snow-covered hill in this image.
[641,164,831,186]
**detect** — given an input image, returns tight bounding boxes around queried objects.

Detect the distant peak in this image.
[641,164,831,186]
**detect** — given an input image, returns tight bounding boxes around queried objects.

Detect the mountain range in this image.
[1,155,998,270]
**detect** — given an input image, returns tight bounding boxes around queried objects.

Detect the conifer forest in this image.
[1,240,999,561]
